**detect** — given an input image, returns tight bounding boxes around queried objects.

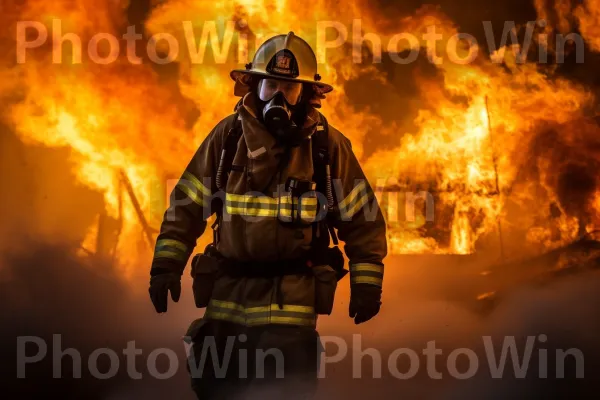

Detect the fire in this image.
[1,0,599,273]
[8,60,196,274]
[536,0,600,52]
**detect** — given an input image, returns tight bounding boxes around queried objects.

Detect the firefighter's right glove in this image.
[349,284,382,324]
[149,268,182,313]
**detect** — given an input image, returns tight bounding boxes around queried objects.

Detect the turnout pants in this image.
[185,266,329,400]
[186,319,322,400]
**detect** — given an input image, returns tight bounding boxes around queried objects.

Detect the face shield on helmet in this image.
[258,78,303,106]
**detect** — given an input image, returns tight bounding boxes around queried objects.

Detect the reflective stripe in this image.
[205,312,246,325]
[246,304,314,314]
[225,193,319,220]
[182,171,211,196]
[225,206,317,219]
[205,300,316,327]
[226,194,318,206]
[226,205,277,217]
[227,193,276,205]
[176,181,204,206]
[256,316,315,326]
[350,263,383,287]
[210,299,245,311]
[339,181,370,219]
[351,276,383,286]
[351,263,383,273]
[280,196,318,206]
[175,172,211,206]
[344,192,369,219]
[155,239,189,261]
[338,181,366,209]
[157,239,188,252]
[154,250,185,261]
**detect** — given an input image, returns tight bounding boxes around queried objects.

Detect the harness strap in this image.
[215,113,242,192]
[311,113,339,248]
[213,113,242,244]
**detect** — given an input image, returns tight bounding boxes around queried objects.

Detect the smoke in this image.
[314,256,600,399]
[0,124,196,399]
[2,240,600,399]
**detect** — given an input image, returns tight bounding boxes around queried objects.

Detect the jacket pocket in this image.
[312,264,338,315]
[191,254,220,308]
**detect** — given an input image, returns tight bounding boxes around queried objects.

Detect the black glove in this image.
[149,268,182,313]
[349,284,382,324]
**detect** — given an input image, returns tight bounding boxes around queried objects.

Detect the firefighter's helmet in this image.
[230,32,333,94]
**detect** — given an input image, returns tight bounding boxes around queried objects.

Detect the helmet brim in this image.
[230,70,334,94]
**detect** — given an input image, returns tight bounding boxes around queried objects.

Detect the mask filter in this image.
[262,92,294,137]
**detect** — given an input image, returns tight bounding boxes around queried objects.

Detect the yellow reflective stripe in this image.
[226,206,278,217]
[155,250,185,261]
[208,314,315,327]
[274,304,314,313]
[206,300,316,326]
[156,239,187,252]
[245,304,315,314]
[342,192,369,219]
[205,311,246,325]
[209,300,315,314]
[177,182,204,206]
[279,196,318,206]
[251,316,316,326]
[210,299,245,311]
[225,194,318,219]
[338,181,367,210]
[351,276,383,286]
[279,209,317,219]
[226,194,318,207]
[227,193,276,205]
[182,171,211,196]
[351,264,383,273]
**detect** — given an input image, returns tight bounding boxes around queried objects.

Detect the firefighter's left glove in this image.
[149,268,182,313]
[349,284,382,324]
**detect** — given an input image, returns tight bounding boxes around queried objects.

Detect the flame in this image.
[536,0,600,52]
[574,0,600,52]
[2,0,599,274]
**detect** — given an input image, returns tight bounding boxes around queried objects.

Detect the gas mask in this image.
[257,78,305,145]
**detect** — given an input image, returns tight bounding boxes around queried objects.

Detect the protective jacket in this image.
[151,93,387,327]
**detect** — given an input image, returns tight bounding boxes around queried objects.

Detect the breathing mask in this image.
[258,78,304,143]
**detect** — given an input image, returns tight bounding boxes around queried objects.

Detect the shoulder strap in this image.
[216,113,242,192]
[311,114,339,247]
[212,113,242,243]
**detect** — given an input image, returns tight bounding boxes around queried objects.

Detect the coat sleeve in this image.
[330,134,388,288]
[150,117,229,274]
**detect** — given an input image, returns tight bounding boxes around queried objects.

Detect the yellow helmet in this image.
[230,31,333,94]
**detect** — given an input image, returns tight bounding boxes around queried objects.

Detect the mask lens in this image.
[258,78,303,105]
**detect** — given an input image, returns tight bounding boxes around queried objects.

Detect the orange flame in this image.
[2,0,599,273]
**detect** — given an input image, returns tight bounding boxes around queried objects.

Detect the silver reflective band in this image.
[258,78,303,105]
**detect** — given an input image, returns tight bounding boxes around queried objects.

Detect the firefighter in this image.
[148,32,387,399]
